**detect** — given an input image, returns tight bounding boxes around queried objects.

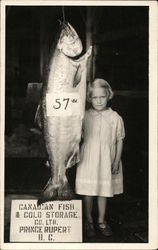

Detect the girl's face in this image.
[91,88,108,111]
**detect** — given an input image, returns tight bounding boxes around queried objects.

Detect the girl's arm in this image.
[112,139,123,174]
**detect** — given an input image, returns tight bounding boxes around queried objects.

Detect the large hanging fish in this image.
[37,22,92,205]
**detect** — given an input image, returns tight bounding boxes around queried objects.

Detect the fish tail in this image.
[37,178,58,205]
[58,181,75,200]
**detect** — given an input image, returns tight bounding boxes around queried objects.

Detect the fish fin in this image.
[34,103,42,129]
[72,46,92,87]
[70,59,80,68]
[66,149,80,169]
[73,64,82,87]
[42,178,52,191]
[29,128,42,135]
[45,160,50,168]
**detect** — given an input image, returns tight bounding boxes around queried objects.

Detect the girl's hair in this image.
[87,78,114,102]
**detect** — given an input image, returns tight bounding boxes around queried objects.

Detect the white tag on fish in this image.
[46,93,82,116]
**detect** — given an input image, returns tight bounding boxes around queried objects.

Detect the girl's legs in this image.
[97,196,107,223]
[97,196,112,236]
[84,195,96,237]
[84,195,93,222]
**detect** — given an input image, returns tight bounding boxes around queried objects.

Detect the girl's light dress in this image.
[75,107,125,197]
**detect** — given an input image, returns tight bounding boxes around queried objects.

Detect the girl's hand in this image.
[111,162,119,175]
[112,140,123,175]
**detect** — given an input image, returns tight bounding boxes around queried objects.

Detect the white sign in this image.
[46,93,81,116]
[10,200,82,242]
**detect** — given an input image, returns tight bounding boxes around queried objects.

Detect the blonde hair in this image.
[87,78,114,102]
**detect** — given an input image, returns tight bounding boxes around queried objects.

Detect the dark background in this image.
[5,6,148,243]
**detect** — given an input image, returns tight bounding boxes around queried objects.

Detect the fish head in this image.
[57,22,83,57]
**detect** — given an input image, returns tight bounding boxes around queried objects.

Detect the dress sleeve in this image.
[116,115,125,141]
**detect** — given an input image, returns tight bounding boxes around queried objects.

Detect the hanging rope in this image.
[62,6,66,23]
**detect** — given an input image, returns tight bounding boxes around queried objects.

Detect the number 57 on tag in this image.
[46,93,81,116]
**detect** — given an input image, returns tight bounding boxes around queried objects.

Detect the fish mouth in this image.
[58,21,83,57]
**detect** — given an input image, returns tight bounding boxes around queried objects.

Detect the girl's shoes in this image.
[84,221,112,238]
[84,222,96,238]
[97,221,112,237]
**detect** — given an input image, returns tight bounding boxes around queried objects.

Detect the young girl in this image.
[75,78,125,237]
